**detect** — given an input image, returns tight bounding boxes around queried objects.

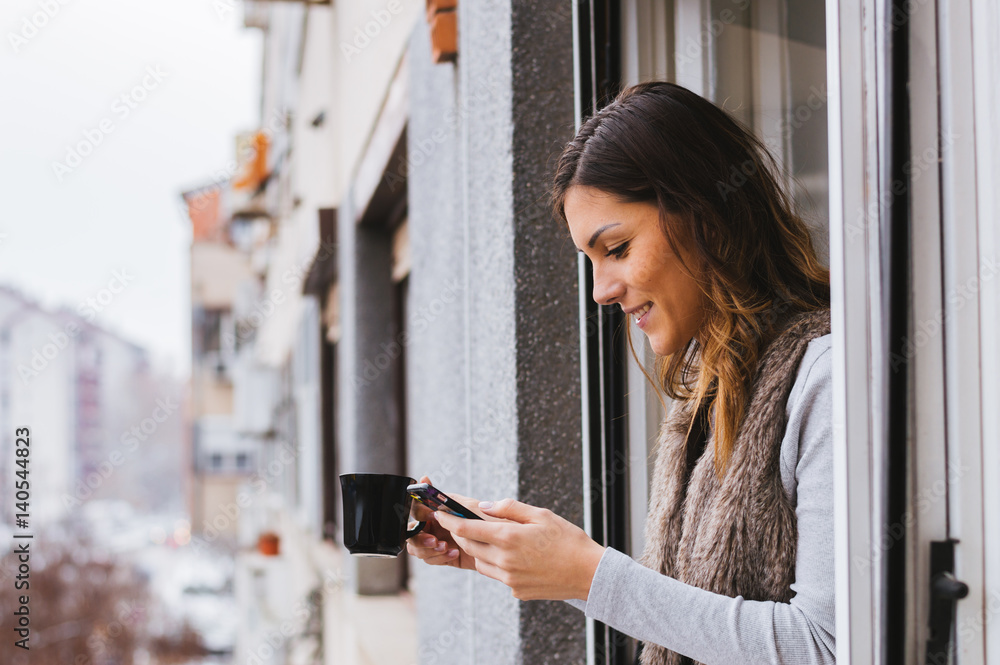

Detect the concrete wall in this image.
[261,0,582,659]
[406,11,475,665]
[404,2,583,663]
[507,2,584,657]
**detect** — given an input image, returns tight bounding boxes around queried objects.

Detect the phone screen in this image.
[407,484,483,520]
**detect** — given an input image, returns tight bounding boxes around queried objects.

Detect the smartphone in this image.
[407,483,483,520]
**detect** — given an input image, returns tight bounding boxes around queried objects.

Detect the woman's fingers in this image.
[406,542,458,565]
[423,549,460,565]
[436,509,509,542]
[409,531,460,555]
[413,533,447,551]
[422,520,460,546]
[407,549,460,566]
[406,537,460,565]
[411,501,436,522]
[473,557,508,585]
[448,530,501,568]
[439,492,491,519]
[410,476,435,521]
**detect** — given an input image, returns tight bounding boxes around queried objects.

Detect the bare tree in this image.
[1,533,208,665]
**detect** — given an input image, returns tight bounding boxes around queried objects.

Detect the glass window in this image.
[707,0,829,263]
[619,0,830,606]
[622,0,829,261]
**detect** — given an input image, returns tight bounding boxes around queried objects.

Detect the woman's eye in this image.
[606,241,630,259]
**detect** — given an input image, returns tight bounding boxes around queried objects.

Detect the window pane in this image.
[619,0,832,589]
[709,0,829,264]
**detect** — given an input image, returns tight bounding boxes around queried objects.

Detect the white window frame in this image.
[907,0,949,660]
[937,0,991,662]
[971,0,1000,661]
[827,0,883,659]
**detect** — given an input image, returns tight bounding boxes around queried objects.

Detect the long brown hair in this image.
[551,81,830,474]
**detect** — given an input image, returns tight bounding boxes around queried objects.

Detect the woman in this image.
[407,81,835,665]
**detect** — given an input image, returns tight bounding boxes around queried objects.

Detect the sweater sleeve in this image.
[565,337,836,664]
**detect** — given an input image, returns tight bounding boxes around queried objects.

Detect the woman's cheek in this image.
[629,256,659,289]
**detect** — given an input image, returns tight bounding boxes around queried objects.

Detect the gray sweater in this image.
[566,334,836,664]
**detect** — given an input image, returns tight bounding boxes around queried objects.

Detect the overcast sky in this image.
[0,0,262,378]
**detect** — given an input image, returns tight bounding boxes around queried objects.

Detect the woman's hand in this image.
[405,476,482,571]
[434,498,606,601]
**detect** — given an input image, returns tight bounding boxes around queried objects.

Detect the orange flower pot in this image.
[258,532,280,556]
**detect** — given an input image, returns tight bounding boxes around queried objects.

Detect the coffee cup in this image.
[340,473,425,557]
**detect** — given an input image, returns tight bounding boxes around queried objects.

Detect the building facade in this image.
[0,286,184,530]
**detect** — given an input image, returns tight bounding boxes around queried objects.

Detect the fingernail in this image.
[447,549,458,557]
[435,542,446,552]
[479,501,494,509]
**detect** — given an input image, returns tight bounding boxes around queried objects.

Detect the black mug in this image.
[340,473,425,557]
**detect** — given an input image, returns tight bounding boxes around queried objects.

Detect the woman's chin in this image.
[648,333,685,357]
[647,335,670,357]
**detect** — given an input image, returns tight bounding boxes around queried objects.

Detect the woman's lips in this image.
[635,302,652,329]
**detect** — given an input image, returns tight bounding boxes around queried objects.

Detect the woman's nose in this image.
[591,264,625,306]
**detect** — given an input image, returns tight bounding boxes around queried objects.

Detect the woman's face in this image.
[564,185,707,356]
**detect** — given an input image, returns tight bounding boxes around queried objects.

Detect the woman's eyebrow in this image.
[587,223,621,248]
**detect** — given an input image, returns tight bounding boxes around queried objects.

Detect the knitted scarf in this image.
[638,308,831,665]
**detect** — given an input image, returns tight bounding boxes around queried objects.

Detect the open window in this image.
[578,1,996,664]
[576,1,834,663]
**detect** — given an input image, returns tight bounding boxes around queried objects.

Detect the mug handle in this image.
[405,520,426,538]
